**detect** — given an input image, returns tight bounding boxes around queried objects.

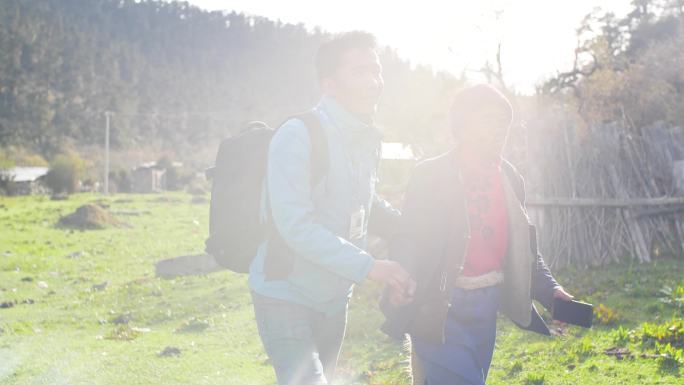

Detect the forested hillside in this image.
[0,0,458,167]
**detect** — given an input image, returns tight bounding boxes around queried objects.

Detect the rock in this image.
[106,325,141,341]
[37,281,49,289]
[92,281,109,291]
[155,253,224,278]
[175,317,210,333]
[640,353,665,359]
[127,277,152,285]
[0,298,32,308]
[111,313,132,325]
[158,346,181,357]
[604,347,632,360]
[66,251,87,259]
[0,300,16,309]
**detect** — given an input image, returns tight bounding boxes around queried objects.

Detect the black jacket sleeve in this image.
[388,163,431,275]
[530,224,561,310]
[379,163,432,340]
[368,197,402,240]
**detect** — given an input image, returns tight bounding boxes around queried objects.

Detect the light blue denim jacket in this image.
[249,95,397,315]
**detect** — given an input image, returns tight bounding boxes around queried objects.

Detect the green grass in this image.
[0,193,682,384]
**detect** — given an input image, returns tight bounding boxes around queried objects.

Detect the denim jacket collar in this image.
[318,95,382,154]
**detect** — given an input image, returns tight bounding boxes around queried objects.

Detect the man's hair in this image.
[450,84,513,134]
[316,31,377,79]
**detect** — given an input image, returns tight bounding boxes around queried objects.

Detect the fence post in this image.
[672,160,684,253]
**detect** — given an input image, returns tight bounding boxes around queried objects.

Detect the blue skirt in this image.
[412,285,500,385]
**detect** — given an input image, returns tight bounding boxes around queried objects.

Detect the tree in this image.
[541,0,684,129]
[45,152,85,195]
[0,0,460,166]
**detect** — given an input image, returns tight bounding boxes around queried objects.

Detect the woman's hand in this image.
[553,286,574,301]
[551,287,575,330]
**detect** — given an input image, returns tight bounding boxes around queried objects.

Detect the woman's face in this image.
[453,108,511,160]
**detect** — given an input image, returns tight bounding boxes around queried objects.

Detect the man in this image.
[381,84,573,385]
[249,31,414,385]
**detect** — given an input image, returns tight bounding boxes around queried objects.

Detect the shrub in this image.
[594,303,620,325]
[156,155,190,191]
[655,342,683,371]
[45,153,85,195]
[612,325,632,347]
[570,336,596,360]
[0,151,14,169]
[508,360,524,376]
[109,169,132,193]
[658,282,684,310]
[0,147,47,167]
[639,319,684,350]
[0,174,17,196]
[20,154,48,167]
[523,372,545,385]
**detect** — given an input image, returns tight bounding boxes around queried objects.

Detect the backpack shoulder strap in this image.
[282,110,329,186]
[263,111,328,280]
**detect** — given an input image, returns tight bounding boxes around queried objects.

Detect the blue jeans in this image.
[413,285,500,385]
[251,291,347,385]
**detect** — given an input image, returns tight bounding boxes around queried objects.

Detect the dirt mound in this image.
[58,204,124,229]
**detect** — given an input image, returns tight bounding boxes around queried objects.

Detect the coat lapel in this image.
[500,172,534,327]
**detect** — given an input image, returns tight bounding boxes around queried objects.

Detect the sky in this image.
[184,0,634,94]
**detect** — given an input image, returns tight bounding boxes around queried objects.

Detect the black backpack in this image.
[205,111,328,274]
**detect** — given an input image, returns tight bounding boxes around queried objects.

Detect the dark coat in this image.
[380,151,560,343]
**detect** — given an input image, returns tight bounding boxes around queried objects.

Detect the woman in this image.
[380,84,573,385]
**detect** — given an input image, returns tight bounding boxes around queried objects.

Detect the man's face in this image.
[454,109,511,160]
[321,48,384,122]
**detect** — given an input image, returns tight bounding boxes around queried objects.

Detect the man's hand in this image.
[368,260,415,296]
[553,287,574,301]
[388,285,415,306]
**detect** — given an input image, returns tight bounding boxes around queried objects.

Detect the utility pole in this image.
[104,111,111,195]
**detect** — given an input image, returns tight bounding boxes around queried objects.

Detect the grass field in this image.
[0,193,682,384]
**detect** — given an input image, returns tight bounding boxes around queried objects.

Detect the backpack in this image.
[205,111,328,274]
